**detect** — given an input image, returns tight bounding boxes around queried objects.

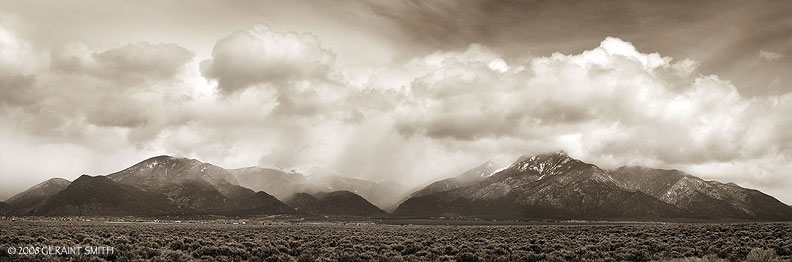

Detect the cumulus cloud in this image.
[344,37,792,199]
[166,34,792,200]
[0,26,212,197]
[1,19,792,204]
[200,24,336,94]
[0,29,196,142]
[199,24,350,120]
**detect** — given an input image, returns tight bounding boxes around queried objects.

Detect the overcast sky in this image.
[1,0,791,203]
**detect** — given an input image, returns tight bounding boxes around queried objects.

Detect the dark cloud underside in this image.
[364,0,792,95]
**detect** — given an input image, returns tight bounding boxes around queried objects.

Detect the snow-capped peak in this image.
[483,156,517,177]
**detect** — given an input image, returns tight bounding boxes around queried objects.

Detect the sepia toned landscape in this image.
[2,0,792,261]
[1,152,791,261]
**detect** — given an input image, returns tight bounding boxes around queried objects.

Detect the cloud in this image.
[362,0,792,96]
[381,37,792,173]
[759,50,786,61]
[162,34,792,200]
[200,24,336,94]
[1,18,792,204]
[0,73,36,106]
[198,24,350,120]
[0,25,41,74]
[315,36,790,202]
[0,31,197,142]
[0,25,41,106]
[51,42,194,84]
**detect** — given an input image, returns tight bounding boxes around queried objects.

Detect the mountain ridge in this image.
[105,156,295,215]
[408,157,514,199]
[610,166,792,220]
[5,153,790,221]
[33,175,175,216]
[285,191,388,217]
[230,166,408,210]
[394,151,792,221]
[6,177,71,215]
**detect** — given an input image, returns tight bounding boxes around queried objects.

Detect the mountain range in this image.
[3,152,791,221]
[393,152,792,220]
[394,152,684,219]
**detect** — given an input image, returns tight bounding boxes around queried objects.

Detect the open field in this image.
[1,220,791,261]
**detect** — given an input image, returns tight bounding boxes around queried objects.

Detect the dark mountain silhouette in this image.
[394,152,687,219]
[230,166,407,210]
[106,156,295,215]
[6,178,70,215]
[228,191,297,215]
[296,173,407,211]
[285,191,387,217]
[32,175,174,216]
[610,166,792,220]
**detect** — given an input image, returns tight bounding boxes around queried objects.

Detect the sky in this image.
[1,0,791,203]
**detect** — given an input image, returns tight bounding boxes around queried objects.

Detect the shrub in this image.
[457,251,479,262]
[3,221,792,262]
[747,248,778,262]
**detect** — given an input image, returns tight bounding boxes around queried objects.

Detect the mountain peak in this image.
[150,154,176,160]
[512,151,581,174]
[316,190,358,199]
[531,150,570,160]
[480,156,515,176]
[43,177,70,183]
[513,150,568,163]
[143,155,198,165]
[555,150,568,156]
[72,174,107,184]
[108,155,241,196]
[460,157,515,179]
[6,177,72,209]
[394,150,685,219]
[28,178,70,190]
[9,178,69,195]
